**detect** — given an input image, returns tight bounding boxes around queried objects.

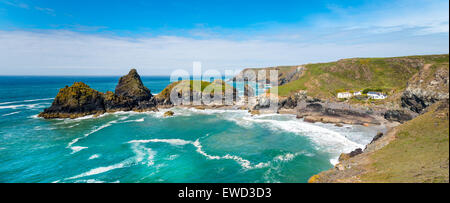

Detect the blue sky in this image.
[0,0,448,75]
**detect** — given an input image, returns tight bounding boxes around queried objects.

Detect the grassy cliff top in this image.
[362,100,449,182]
[156,80,235,99]
[276,54,449,100]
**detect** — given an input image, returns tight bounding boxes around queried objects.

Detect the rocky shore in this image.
[40,68,417,128]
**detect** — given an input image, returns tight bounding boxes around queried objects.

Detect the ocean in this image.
[0,76,384,183]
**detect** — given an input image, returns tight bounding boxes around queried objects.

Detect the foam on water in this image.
[67,143,156,180]
[128,138,304,170]
[2,111,20,117]
[141,107,370,165]
[88,154,101,160]
[67,120,118,152]
[188,108,367,165]
[0,98,53,105]
[70,146,88,154]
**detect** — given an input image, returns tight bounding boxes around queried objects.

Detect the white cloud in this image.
[0,30,447,75]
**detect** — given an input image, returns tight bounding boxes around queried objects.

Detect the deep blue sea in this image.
[0,76,384,183]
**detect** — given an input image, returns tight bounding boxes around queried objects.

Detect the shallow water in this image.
[0,76,385,183]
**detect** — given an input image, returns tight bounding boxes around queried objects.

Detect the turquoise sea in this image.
[0,76,384,183]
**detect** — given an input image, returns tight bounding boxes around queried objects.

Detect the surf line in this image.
[128,138,304,170]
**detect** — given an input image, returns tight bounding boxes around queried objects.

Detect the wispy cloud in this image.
[0,0,28,9]
[0,0,56,16]
[0,0,447,75]
[34,6,55,16]
[318,0,449,36]
[0,30,447,75]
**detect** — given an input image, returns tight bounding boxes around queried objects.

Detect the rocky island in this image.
[39,69,157,119]
[39,69,239,118]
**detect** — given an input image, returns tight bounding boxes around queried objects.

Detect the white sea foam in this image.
[68,143,155,180]
[0,102,50,110]
[74,179,105,183]
[174,107,370,166]
[70,146,88,154]
[0,98,53,105]
[67,159,132,180]
[2,111,20,116]
[121,118,144,123]
[129,138,192,146]
[215,112,366,165]
[67,121,115,151]
[88,154,101,160]
[129,137,300,170]
[0,104,26,109]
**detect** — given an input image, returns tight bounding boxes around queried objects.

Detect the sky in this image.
[0,0,448,75]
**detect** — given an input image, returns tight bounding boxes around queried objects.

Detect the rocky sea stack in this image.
[115,69,152,102]
[38,82,106,119]
[39,69,157,119]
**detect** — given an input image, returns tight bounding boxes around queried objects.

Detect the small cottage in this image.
[367,92,387,99]
[337,92,352,99]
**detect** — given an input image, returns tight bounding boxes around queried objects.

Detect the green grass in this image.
[156,80,234,99]
[276,54,449,99]
[362,101,449,183]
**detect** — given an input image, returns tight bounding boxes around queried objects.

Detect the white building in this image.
[367,92,387,99]
[337,92,352,99]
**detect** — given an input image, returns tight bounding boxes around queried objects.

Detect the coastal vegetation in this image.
[362,100,449,182]
[309,100,449,183]
[276,54,449,102]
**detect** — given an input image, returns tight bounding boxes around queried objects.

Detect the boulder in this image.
[163,110,174,117]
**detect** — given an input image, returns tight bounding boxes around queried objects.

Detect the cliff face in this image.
[39,69,156,119]
[401,63,449,113]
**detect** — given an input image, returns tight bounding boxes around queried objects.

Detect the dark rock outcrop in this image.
[39,69,157,119]
[368,132,384,146]
[39,82,106,119]
[384,110,413,123]
[115,69,153,102]
[338,148,363,162]
[401,64,449,113]
[296,103,380,125]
